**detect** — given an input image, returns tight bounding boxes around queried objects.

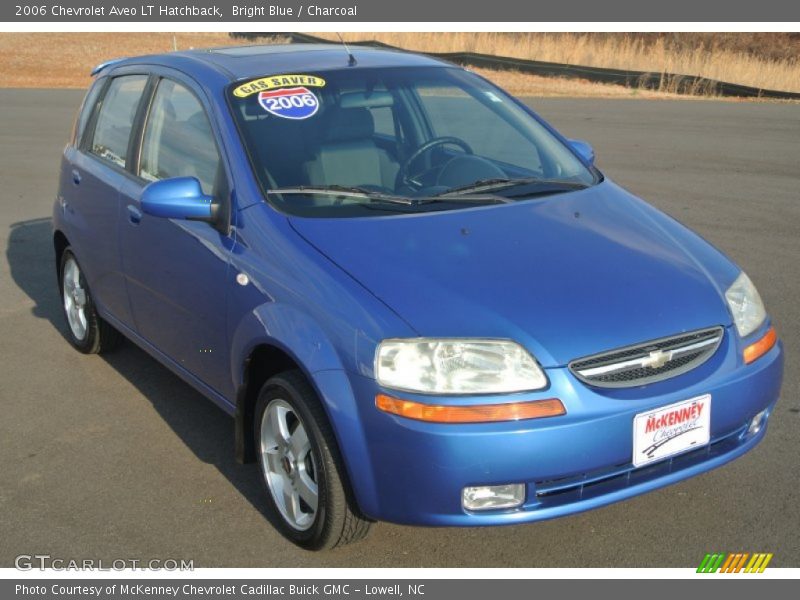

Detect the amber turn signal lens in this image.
[375,394,566,423]
[743,326,777,365]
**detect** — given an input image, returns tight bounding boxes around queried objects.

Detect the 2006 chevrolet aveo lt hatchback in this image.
[55,44,783,549]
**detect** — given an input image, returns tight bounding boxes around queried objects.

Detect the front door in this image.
[119,76,234,396]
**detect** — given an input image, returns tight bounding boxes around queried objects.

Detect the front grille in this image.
[569,326,724,388]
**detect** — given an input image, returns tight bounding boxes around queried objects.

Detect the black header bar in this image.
[4,1,800,22]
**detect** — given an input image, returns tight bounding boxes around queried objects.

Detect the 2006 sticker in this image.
[258,87,320,120]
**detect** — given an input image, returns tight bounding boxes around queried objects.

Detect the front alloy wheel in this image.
[260,399,319,530]
[254,371,371,550]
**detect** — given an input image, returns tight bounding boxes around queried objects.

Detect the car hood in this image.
[288,180,738,367]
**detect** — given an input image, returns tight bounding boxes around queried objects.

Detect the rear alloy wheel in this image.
[59,248,121,354]
[255,371,371,550]
[62,255,88,342]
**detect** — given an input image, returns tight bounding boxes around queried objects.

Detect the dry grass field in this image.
[0,33,241,88]
[1,32,798,100]
[331,32,800,94]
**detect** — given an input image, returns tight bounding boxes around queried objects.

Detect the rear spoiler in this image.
[90,57,127,77]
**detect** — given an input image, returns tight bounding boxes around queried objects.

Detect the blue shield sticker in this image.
[258,86,320,120]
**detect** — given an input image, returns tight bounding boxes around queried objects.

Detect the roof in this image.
[101,44,452,82]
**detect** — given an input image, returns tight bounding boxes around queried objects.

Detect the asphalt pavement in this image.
[1,89,798,567]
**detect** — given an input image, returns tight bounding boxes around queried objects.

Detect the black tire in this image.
[254,370,371,550]
[58,248,122,354]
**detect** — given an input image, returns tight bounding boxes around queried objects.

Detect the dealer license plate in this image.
[632,394,711,468]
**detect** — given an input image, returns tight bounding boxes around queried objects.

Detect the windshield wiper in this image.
[267,185,414,205]
[267,185,511,206]
[436,177,589,197]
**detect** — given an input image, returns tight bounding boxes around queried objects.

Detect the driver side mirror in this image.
[568,139,595,166]
[140,177,217,222]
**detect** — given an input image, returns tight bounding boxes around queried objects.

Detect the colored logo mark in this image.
[697,553,773,573]
[258,87,320,120]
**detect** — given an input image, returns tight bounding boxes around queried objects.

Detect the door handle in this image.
[71,169,82,185]
[127,204,142,225]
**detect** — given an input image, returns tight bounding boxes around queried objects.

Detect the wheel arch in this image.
[230,303,380,517]
[53,229,70,281]
[234,340,305,464]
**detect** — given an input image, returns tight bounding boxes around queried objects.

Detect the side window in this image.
[90,75,148,168]
[73,77,104,146]
[140,79,222,196]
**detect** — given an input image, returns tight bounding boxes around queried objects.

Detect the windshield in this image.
[229,67,597,217]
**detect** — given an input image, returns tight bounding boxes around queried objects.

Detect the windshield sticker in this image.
[258,87,320,120]
[233,74,326,98]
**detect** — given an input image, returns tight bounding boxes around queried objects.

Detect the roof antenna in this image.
[336,32,357,66]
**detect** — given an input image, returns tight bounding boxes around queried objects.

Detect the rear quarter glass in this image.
[72,77,105,146]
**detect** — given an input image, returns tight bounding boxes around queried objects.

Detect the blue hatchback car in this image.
[54,44,784,549]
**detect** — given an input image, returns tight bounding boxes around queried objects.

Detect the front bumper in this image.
[325,327,783,526]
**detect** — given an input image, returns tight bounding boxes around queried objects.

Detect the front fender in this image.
[229,302,381,517]
[230,302,346,379]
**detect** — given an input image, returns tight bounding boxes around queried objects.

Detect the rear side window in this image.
[139,79,221,195]
[73,78,104,146]
[90,75,148,168]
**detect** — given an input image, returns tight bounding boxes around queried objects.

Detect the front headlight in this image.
[375,339,547,394]
[725,272,766,337]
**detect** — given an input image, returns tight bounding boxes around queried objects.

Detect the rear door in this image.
[61,74,149,327]
[118,73,235,396]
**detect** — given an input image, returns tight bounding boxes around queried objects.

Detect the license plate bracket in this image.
[633,394,711,468]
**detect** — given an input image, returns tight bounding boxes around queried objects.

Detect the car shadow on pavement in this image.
[7,218,66,331]
[6,217,279,528]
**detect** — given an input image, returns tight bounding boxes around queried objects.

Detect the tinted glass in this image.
[415,84,544,174]
[371,106,396,138]
[73,77,104,146]
[140,79,221,195]
[91,75,148,168]
[229,67,596,217]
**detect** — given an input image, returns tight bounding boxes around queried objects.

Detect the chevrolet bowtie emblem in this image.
[642,350,670,369]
